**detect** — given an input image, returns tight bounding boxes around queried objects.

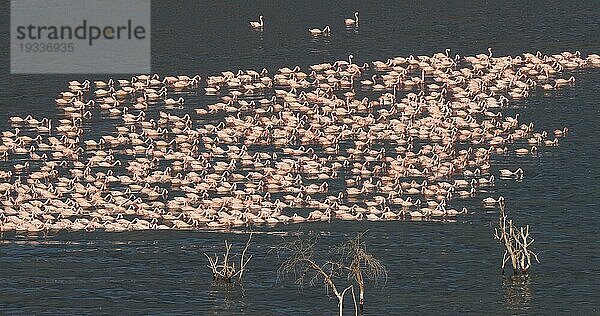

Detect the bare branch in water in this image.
[277,231,386,315]
[204,232,253,284]
[494,198,539,275]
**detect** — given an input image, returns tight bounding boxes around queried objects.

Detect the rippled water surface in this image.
[1,0,599,314]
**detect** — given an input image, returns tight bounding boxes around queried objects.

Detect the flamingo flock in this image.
[1,49,598,234]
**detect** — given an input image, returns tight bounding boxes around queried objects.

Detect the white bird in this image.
[499,168,524,178]
[309,25,331,35]
[482,196,505,206]
[250,15,264,29]
[345,11,359,25]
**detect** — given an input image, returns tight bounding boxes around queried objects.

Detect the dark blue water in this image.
[1,1,599,314]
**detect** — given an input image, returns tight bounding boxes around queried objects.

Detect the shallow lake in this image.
[1,0,599,314]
